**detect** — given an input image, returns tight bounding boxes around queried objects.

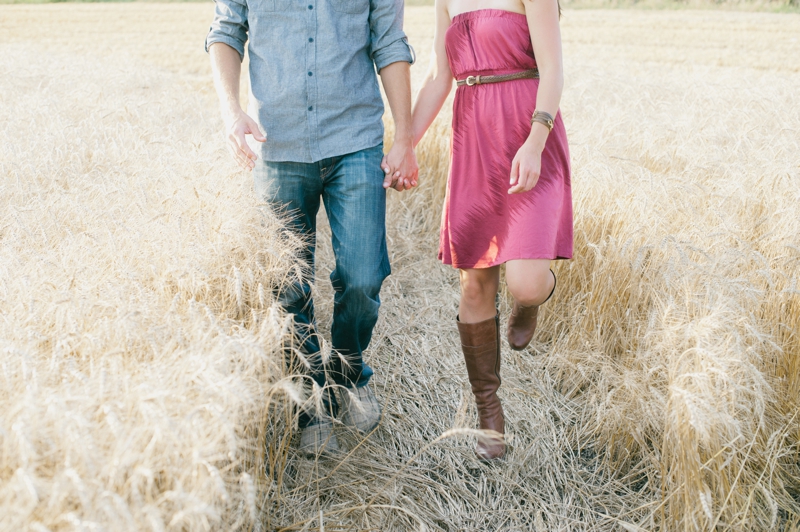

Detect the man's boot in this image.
[457,314,505,460]
[340,383,382,434]
[298,385,340,457]
[299,414,340,457]
[506,269,557,351]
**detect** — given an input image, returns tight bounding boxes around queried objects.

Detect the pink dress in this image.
[439,9,573,269]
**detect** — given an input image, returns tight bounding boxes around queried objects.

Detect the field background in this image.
[2,3,800,531]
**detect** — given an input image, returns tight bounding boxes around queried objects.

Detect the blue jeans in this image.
[254,144,389,426]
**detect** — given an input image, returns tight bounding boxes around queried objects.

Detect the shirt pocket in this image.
[331,0,368,14]
[247,0,276,12]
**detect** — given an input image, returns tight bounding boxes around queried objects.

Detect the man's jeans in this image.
[254,144,389,427]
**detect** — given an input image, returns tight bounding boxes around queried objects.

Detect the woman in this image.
[411,0,572,460]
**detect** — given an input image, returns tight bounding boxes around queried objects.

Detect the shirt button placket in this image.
[306,3,319,161]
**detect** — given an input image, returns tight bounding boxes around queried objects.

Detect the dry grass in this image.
[1,4,800,531]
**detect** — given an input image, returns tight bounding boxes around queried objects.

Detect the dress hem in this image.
[439,254,573,270]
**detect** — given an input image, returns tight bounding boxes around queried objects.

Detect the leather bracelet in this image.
[530,110,554,132]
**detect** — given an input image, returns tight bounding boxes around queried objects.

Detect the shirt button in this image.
[308,37,314,42]
[308,72,313,76]
[308,4,313,8]
[308,106,313,111]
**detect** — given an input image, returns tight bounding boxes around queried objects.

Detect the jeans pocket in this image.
[331,0,368,14]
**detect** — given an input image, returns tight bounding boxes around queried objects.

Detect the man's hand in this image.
[381,139,418,191]
[226,111,266,171]
[378,61,417,192]
[209,43,265,172]
[508,137,544,194]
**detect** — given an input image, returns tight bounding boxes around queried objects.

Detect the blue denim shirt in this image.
[206,0,415,163]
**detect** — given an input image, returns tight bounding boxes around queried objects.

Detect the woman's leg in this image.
[505,259,555,306]
[458,266,501,322]
[504,259,557,350]
[456,266,505,459]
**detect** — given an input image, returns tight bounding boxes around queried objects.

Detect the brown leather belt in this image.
[456,68,539,87]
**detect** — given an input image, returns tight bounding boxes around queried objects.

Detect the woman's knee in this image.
[459,270,498,303]
[507,267,554,306]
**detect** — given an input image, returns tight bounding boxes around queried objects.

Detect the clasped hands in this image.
[381,137,418,192]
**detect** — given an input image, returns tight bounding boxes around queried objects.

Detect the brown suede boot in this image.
[507,269,557,351]
[457,314,505,460]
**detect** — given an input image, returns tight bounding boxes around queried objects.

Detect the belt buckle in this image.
[465,75,478,86]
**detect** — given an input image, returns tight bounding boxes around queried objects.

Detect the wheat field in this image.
[1,4,799,531]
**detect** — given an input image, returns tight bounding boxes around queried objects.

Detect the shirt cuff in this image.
[205,32,246,62]
[373,37,415,72]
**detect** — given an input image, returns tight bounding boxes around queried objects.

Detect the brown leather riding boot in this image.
[507,269,557,351]
[457,314,505,460]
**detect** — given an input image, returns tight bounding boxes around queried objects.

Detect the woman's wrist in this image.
[525,126,548,150]
[530,110,555,132]
[525,109,556,149]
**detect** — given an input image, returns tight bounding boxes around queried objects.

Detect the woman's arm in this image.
[410,0,454,148]
[508,0,563,194]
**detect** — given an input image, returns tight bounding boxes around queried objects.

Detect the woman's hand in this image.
[508,135,545,194]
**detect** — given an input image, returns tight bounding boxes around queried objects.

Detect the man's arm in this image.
[209,43,265,171]
[205,0,264,171]
[369,0,418,191]
[380,62,418,191]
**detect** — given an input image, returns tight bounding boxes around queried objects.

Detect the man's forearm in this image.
[379,61,413,145]
[209,42,244,125]
[378,60,418,190]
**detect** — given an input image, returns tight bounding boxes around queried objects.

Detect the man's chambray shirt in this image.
[205,0,414,163]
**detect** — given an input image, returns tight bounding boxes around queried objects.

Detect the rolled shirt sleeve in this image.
[205,0,249,61]
[369,0,415,72]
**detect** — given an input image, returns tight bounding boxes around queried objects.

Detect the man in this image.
[206,0,418,455]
